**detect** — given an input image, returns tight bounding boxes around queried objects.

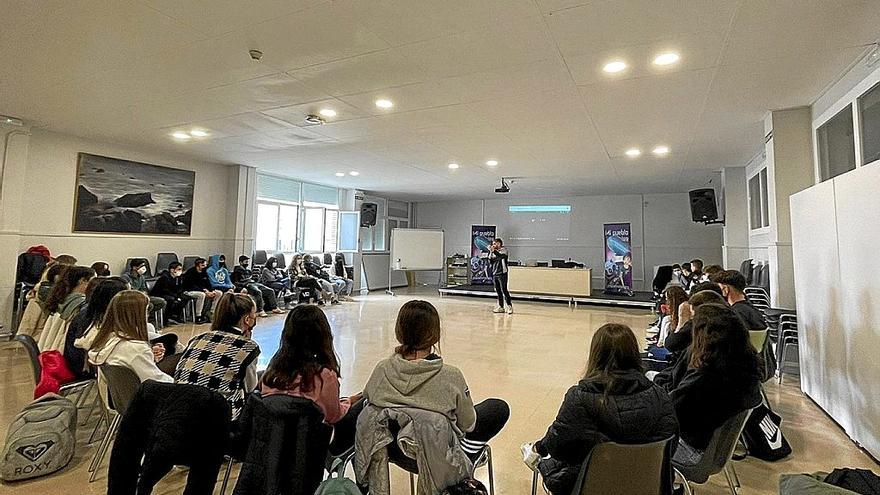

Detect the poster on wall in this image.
[603,223,634,296]
[470,225,497,285]
[73,153,195,235]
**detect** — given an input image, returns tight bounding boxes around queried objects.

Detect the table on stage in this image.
[507,266,592,298]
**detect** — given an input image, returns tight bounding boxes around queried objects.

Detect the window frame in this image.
[747,167,770,231]
[255,199,300,252]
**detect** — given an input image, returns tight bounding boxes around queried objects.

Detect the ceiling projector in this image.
[495,178,510,194]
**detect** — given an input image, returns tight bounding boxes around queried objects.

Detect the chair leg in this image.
[88,410,107,444]
[89,415,119,482]
[723,465,738,495]
[409,472,416,495]
[486,446,495,495]
[531,470,539,495]
[219,457,234,495]
[674,467,694,495]
[730,460,741,488]
[778,344,788,384]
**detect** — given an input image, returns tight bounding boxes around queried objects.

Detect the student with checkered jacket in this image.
[174,293,260,419]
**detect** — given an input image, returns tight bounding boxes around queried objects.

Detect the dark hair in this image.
[493,238,504,246]
[239,255,249,263]
[681,262,692,272]
[168,261,182,270]
[83,277,130,328]
[84,277,104,299]
[90,262,111,277]
[54,254,78,265]
[689,281,723,296]
[690,259,704,272]
[688,290,726,308]
[195,257,207,265]
[395,300,441,356]
[703,264,723,277]
[44,264,66,285]
[583,323,642,398]
[45,266,95,313]
[265,257,278,269]
[665,286,688,330]
[672,264,681,270]
[129,258,146,269]
[211,293,256,333]
[689,304,759,379]
[712,270,747,292]
[262,305,340,394]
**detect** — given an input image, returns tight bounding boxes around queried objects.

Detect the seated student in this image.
[524,323,679,495]
[689,259,704,285]
[702,264,723,283]
[150,262,193,325]
[17,263,66,338]
[332,253,355,301]
[288,254,324,305]
[175,293,260,419]
[261,256,291,292]
[662,285,726,355]
[91,261,111,277]
[678,263,693,291]
[66,277,128,378]
[120,258,167,317]
[304,254,340,304]
[712,270,767,330]
[181,257,223,324]
[44,265,95,322]
[232,255,283,316]
[207,254,235,293]
[660,304,762,462]
[261,305,363,455]
[87,290,173,384]
[657,286,688,346]
[362,300,510,461]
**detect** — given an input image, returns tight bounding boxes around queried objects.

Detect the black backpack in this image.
[825,468,880,494]
[741,399,791,461]
[16,253,48,285]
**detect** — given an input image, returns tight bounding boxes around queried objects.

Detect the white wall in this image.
[415,193,722,290]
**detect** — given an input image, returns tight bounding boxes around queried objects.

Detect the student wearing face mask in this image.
[121,258,168,319]
[207,254,235,293]
[232,255,283,316]
[150,261,194,325]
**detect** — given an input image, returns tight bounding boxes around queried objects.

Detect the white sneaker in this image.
[492,306,505,313]
[521,442,540,472]
[507,306,514,315]
[258,311,268,318]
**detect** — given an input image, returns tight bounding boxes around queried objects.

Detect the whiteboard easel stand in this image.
[386,264,443,296]
[386,228,446,296]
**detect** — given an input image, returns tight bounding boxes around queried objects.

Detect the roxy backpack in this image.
[0,393,77,481]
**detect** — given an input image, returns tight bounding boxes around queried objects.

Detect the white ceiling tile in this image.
[142,0,326,37]
[437,58,574,104]
[261,98,372,126]
[288,48,427,97]
[336,81,463,116]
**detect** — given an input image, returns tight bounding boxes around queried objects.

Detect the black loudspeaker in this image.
[689,188,719,222]
[360,202,378,227]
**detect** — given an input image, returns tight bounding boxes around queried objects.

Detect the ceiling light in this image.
[335,172,345,177]
[171,131,191,140]
[653,52,680,66]
[603,60,627,73]
[189,129,209,137]
[486,160,498,166]
[448,163,460,169]
[349,171,360,176]
[375,99,394,109]
[319,108,337,118]
[653,145,670,155]
[1,115,23,126]
[625,148,642,157]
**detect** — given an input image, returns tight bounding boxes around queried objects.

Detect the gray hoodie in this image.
[363,353,476,433]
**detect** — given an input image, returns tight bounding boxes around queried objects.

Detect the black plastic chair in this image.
[182,256,200,271]
[739,259,754,285]
[89,365,147,482]
[155,253,179,272]
[252,250,268,266]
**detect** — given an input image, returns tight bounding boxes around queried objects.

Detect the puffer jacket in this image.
[535,369,679,495]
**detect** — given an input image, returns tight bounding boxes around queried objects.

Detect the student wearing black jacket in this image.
[149,262,194,324]
[659,304,762,459]
[525,324,679,495]
[181,258,223,323]
[487,238,512,314]
[231,255,282,316]
[712,270,767,330]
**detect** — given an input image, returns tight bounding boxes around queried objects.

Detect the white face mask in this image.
[137,266,147,275]
[171,270,182,278]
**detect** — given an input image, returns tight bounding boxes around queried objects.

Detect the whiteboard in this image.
[390,229,444,271]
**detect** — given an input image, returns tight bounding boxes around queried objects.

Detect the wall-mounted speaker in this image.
[689,188,719,222]
[360,202,378,227]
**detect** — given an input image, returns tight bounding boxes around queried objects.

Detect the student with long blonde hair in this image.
[87,290,172,383]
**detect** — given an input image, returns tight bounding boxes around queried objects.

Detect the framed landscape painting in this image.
[73,153,195,235]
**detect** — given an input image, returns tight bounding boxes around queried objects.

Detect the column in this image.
[721,167,750,269]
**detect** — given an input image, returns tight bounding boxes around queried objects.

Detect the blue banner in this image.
[603,223,634,296]
[470,225,496,285]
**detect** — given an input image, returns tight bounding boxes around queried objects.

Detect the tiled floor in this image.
[0,288,876,494]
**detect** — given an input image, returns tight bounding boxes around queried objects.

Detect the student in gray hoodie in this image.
[363,300,510,459]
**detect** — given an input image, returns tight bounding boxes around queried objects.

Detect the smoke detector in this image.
[248,49,263,61]
[304,114,325,125]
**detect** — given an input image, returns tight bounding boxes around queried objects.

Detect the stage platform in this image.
[438,284,655,309]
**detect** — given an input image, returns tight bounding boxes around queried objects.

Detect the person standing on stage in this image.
[489,238,513,315]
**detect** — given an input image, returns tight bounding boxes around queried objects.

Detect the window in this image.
[859,82,880,165]
[324,209,339,252]
[338,212,360,252]
[278,205,298,252]
[817,104,856,181]
[748,169,770,230]
[303,208,325,252]
[256,202,279,250]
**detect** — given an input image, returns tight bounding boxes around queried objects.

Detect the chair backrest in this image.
[100,365,142,416]
[235,393,331,494]
[273,252,287,270]
[689,408,753,483]
[760,263,771,294]
[182,256,200,271]
[253,250,269,265]
[576,437,674,495]
[14,334,41,384]
[123,257,153,278]
[739,259,754,284]
[323,252,334,266]
[155,252,179,272]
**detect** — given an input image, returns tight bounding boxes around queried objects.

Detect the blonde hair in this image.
[89,290,150,350]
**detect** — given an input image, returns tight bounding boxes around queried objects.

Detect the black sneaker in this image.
[195,316,208,324]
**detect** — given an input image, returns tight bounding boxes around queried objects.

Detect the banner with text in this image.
[603,223,634,296]
[470,225,497,285]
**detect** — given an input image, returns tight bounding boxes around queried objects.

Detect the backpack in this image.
[314,458,362,495]
[441,478,489,495]
[741,398,791,461]
[825,468,880,494]
[757,333,777,383]
[1,393,77,481]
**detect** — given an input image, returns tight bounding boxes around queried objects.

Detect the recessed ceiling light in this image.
[189,129,209,137]
[603,60,627,73]
[653,145,670,155]
[448,163,460,169]
[334,172,345,177]
[653,52,680,66]
[319,108,337,118]
[349,171,360,176]
[171,131,191,140]
[375,99,394,109]
[625,148,642,157]
[486,160,498,166]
